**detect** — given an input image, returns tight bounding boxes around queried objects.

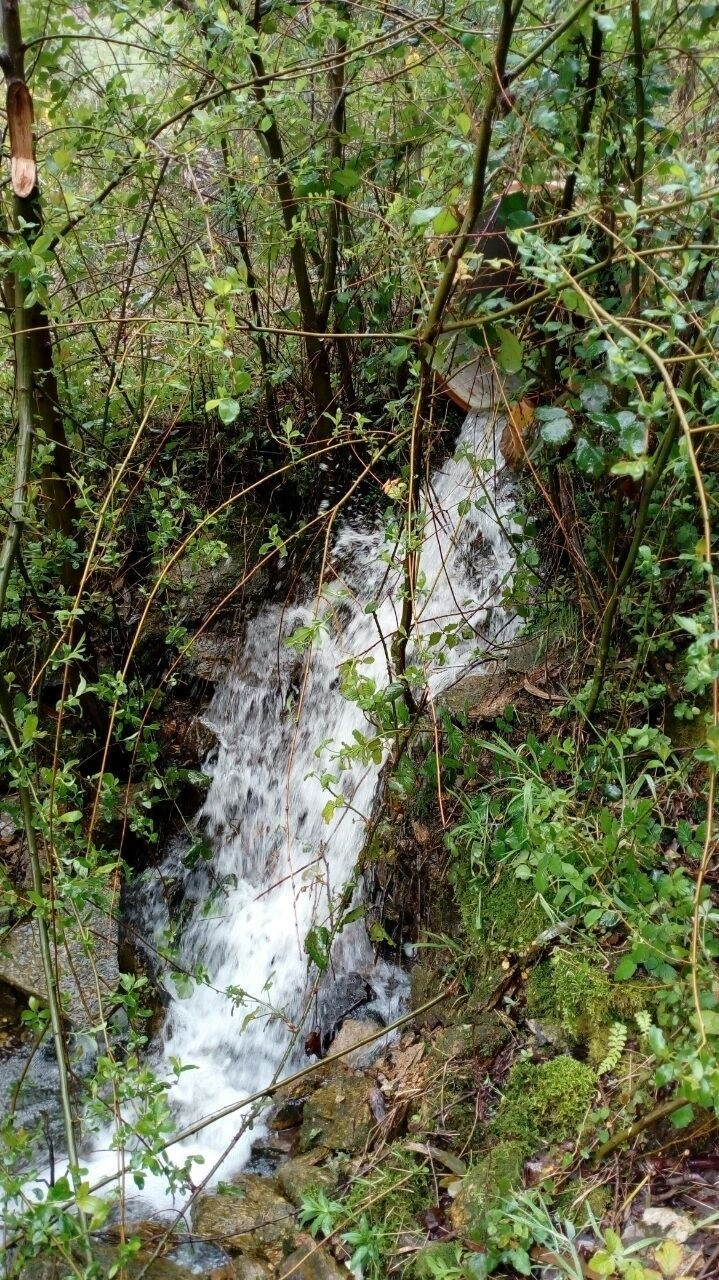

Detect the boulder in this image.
[191,1175,295,1263]
[278,1240,346,1280]
[300,1073,374,1154]
[327,1018,381,1069]
[277,1152,340,1207]
[0,909,118,1027]
[19,1240,213,1280]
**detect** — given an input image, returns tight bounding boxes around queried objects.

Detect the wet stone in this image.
[299,1073,375,1154]
[327,1017,382,1068]
[278,1239,346,1280]
[277,1151,340,1207]
[191,1175,295,1262]
[0,909,118,1026]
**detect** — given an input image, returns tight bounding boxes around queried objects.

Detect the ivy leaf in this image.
[496,325,523,374]
[574,436,604,475]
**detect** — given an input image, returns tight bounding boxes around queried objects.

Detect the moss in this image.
[454,862,546,956]
[449,1141,525,1236]
[414,1243,465,1278]
[341,1149,430,1239]
[556,1179,612,1228]
[526,950,613,1040]
[495,1055,597,1153]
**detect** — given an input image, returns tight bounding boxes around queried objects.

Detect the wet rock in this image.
[328,1017,381,1068]
[19,1241,209,1280]
[191,633,240,682]
[191,1175,295,1262]
[449,1142,525,1235]
[0,909,118,1026]
[231,1259,272,1280]
[268,1089,309,1131]
[410,963,449,1030]
[300,1073,375,1154]
[278,1239,346,1279]
[437,671,519,721]
[316,972,373,1051]
[277,1151,340,1207]
[164,1239,234,1275]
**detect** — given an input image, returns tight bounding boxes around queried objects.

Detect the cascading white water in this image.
[40,395,517,1215]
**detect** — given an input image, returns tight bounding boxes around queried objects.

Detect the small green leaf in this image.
[611,458,649,480]
[496,325,523,374]
[433,208,458,234]
[614,955,636,981]
[22,713,38,742]
[670,1103,694,1128]
[409,205,442,228]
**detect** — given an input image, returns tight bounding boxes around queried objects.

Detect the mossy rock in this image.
[526,951,613,1040]
[556,1178,612,1228]
[410,962,451,1029]
[278,1239,346,1279]
[191,1175,295,1262]
[449,1141,525,1235]
[527,950,651,1047]
[432,1013,509,1063]
[299,1073,374,1153]
[277,1152,340,1207]
[495,1055,597,1153]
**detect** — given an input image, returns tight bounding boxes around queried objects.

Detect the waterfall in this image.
[38,398,517,1215]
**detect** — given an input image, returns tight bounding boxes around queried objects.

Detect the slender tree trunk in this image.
[0,1,78,552]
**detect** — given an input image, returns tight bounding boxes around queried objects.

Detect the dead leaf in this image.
[500,398,534,469]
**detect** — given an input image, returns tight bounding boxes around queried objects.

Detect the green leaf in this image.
[304,925,331,972]
[614,955,636,981]
[574,436,604,476]
[610,458,649,480]
[58,809,83,824]
[433,208,459,234]
[496,325,523,374]
[540,413,572,446]
[456,111,472,136]
[409,205,443,228]
[670,1103,694,1128]
[217,397,240,425]
[22,713,38,742]
[698,1008,719,1036]
[331,167,361,195]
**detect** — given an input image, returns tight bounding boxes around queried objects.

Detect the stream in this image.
[16,388,516,1216]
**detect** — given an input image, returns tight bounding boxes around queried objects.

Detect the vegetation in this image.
[1,0,719,1276]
